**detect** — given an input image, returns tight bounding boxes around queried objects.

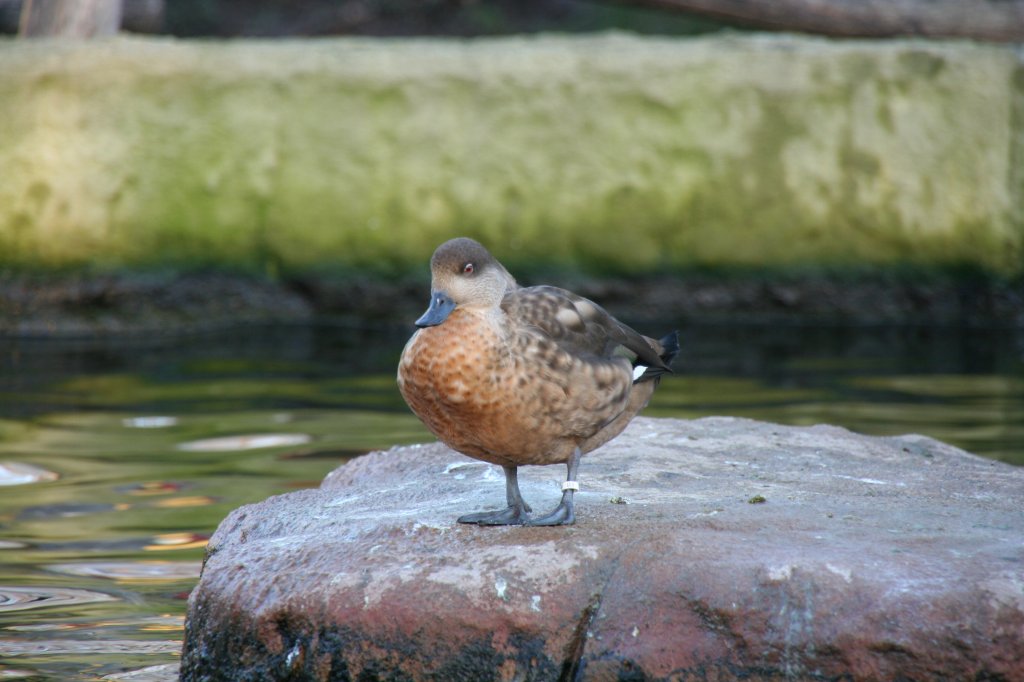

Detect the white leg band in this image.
[561,481,580,492]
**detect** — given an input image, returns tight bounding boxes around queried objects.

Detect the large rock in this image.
[181,417,1024,680]
[1,35,1021,275]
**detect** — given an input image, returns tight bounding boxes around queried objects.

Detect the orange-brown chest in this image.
[397,310,511,455]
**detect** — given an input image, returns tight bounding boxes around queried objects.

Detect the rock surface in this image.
[181,417,1024,681]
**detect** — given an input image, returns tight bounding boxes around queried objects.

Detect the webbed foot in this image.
[458,504,530,526]
[526,497,575,526]
[458,465,532,526]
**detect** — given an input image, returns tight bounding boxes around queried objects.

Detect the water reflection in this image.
[143,533,209,552]
[122,417,179,429]
[176,433,312,451]
[0,639,181,655]
[0,586,117,612]
[17,502,129,520]
[0,462,59,486]
[6,615,182,632]
[118,482,188,496]
[0,322,1019,680]
[102,663,180,681]
[48,562,202,582]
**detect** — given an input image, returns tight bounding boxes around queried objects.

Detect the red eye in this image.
[463,263,474,274]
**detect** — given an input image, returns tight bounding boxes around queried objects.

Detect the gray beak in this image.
[415,291,456,327]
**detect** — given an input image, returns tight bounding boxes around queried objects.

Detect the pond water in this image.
[0,322,1022,681]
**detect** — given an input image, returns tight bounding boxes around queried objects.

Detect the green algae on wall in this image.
[0,34,1021,276]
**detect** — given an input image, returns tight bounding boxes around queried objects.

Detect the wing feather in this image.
[501,285,669,370]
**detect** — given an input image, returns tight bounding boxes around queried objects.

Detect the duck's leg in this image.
[458,465,532,525]
[528,447,581,527]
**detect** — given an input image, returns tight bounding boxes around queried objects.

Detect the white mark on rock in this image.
[768,564,794,581]
[826,563,852,583]
[832,474,904,487]
[330,571,359,586]
[411,520,447,533]
[326,495,361,508]
[442,462,482,477]
[531,595,542,612]
[495,576,508,601]
[424,542,599,602]
[285,643,302,670]
[631,626,639,638]
[981,575,1024,610]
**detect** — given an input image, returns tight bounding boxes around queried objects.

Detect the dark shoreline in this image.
[1,270,1021,337]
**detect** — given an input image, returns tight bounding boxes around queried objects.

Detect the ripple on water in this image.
[0,462,59,486]
[17,502,127,520]
[0,639,181,656]
[6,614,183,632]
[176,433,311,451]
[102,663,180,681]
[0,586,117,612]
[48,561,202,582]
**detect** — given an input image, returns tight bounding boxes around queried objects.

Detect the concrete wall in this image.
[0,34,1021,275]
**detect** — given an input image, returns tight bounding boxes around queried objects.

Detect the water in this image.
[0,322,1021,681]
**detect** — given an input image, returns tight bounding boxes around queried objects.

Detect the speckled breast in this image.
[397,309,567,466]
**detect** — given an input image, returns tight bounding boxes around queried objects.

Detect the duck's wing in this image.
[501,285,670,372]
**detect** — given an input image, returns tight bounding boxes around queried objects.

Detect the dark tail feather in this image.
[635,331,680,383]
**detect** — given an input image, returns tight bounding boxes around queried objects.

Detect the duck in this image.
[398,237,679,526]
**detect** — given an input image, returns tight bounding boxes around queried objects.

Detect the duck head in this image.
[415,238,517,328]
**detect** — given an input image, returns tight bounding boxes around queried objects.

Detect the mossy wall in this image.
[0,34,1021,276]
